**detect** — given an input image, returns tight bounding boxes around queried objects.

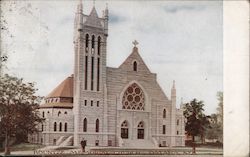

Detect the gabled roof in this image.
[119,46,151,73]
[84,7,103,28]
[46,75,74,98]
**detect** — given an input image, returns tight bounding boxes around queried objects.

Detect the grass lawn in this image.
[0,142,45,153]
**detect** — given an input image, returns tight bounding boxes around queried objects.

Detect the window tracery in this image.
[122,83,145,110]
[138,121,144,128]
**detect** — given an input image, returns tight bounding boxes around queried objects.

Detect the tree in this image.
[0,74,43,155]
[216,92,223,142]
[205,114,219,140]
[206,92,223,143]
[216,92,223,124]
[183,98,210,154]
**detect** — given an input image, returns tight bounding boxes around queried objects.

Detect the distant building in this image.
[29,1,185,148]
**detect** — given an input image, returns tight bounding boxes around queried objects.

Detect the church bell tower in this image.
[73,0,109,146]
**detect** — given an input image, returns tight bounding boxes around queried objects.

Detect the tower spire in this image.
[170,80,176,146]
[76,0,83,31]
[171,80,176,98]
[77,0,83,13]
[172,80,175,89]
[104,3,109,17]
[103,3,109,36]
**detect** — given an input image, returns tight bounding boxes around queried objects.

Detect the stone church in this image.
[29,1,185,148]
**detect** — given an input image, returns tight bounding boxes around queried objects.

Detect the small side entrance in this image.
[121,120,129,139]
[137,121,144,139]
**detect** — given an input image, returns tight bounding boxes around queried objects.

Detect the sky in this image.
[1,0,223,114]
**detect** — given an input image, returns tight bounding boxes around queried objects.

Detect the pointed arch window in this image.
[97,36,101,55]
[163,109,166,118]
[91,35,95,49]
[97,57,100,91]
[83,118,87,132]
[121,120,129,139]
[85,34,89,48]
[59,122,62,132]
[91,57,94,90]
[54,122,57,132]
[85,56,88,90]
[122,83,145,110]
[137,121,144,139]
[58,111,61,117]
[163,125,166,134]
[64,123,67,132]
[133,61,137,71]
[96,119,99,132]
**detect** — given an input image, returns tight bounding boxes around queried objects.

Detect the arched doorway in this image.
[137,121,144,139]
[121,120,129,139]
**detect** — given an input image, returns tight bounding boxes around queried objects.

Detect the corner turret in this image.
[103,3,109,36]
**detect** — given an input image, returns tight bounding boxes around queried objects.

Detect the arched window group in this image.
[85,34,102,54]
[84,34,101,91]
[57,111,68,117]
[46,98,60,103]
[120,120,145,139]
[82,118,99,133]
[122,83,145,110]
[54,122,68,132]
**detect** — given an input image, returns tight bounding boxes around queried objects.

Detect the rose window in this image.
[122,83,145,110]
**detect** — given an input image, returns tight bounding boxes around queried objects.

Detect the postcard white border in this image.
[224,1,249,157]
